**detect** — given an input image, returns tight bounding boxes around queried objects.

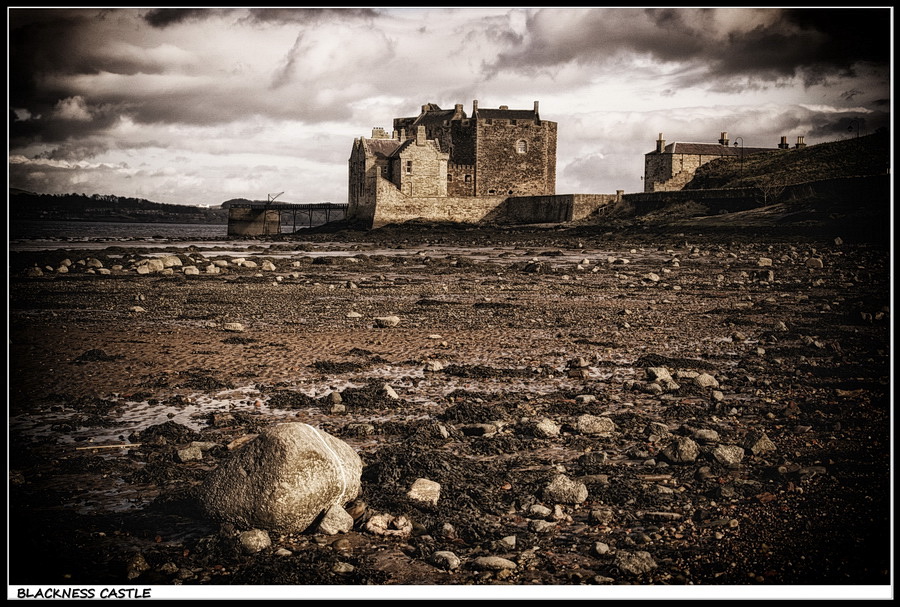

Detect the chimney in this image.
[534,100,539,114]
[795,135,806,149]
[778,136,790,149]
[499,105,508,110]
[371,127,387,139]
[473,100,478,113]
[416,125,426,146]
[392,129,399,140]
[657,133,666,153]
[400,128,407,141]
[422,104,428,113]
[718,131,729,146]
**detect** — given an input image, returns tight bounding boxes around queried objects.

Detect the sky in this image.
[7,7,893,207]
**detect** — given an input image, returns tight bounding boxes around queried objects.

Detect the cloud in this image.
[54,96,92,121]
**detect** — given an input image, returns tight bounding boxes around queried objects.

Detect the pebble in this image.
[472,556,517,571]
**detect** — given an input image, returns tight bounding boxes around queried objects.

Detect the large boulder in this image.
[196,423,362,533]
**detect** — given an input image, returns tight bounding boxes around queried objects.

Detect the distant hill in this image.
[9,191,229,224]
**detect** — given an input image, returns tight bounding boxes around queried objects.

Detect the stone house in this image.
[348,101,562,227]
[643,132,806,192]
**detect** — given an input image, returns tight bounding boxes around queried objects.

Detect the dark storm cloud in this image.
[143,8,216,28]
[143,7,381,28]
[488,8,891,86]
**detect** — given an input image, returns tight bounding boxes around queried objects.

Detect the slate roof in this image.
[364,139,403,159]
[648,142,775,156]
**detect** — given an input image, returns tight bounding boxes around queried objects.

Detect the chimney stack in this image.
[718,131,730,146]
[657,133,666,153]
[473,100,478,113]
[778,136,790,149]
[795,136,806,149]
[416,125,426,146]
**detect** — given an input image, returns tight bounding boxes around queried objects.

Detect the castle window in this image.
[447,174,453,181]
[488,189,496,194]
[405,161,412,175]
[464,174,471,183]
[516,140,527,154]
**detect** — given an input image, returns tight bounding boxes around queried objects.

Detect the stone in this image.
[374,315,401,328]
[661,436,700,463]
[317,504,354,535]
[176,444,203,462]
[125,553,151,580]
[713,444,745,468]
[223,322,245,332]
[757,257,773,267]
[382,384,400,399]
[183,266,200,275]
[346,311,362,318]
[533,417,561,438]
[694,373,719,388]
[408,478,441,506]
[162,255,182,268]
[614,550,657,576]
[365,513,412,538]
[239,529,271,554]
[196,423,362,533]
[424,360,444,372]
[431,551,461,571]
[645,367,680,391]
[472,556,517,571]
[575,414,617,436]
[594,541,611,555]
[261,261,277,271]
[743,430,777,455]
[529,519,556,533]
[692,428,720,443]
[544,474,588,505]
[805,257,824,268]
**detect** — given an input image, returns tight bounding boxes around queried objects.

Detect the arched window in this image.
[516,140,527,154]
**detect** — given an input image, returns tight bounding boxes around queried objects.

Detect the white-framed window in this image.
[516,140,527,154]
[405,161,412,174]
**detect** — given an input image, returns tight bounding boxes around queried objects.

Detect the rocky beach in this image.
[7,216,892,598]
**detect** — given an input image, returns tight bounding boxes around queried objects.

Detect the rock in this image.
[196,423,362,533]
[431,551,461,571]
[644,421,671,441]
[575,414,617,436]
[125,553,151,580]
[645,367,680,391]
[374,316,401,328]
[743,430,777,455]
[661,436,700,463]
[261,261,277,271]
[365,513,412,538]
[543,474,588,505]
[805,257,824,268]
[223,322,245,332]
[239,529,271,554]
[424,360,444,372]
[176,444,203,462]
[529,504,553,518]
[183,266,200,275]
[694,373,719,388]
[407,478,441,506]
[346,311,362,318]
[129,306,146,313]
[713,444,745,468]
[25,267,44,277]
[615,550,657,576]
[382,384,400,399]
[161,255,182,268]
[317,504,354,535]
[692,428,720,443]
[529,519,556,533]
[472,556,517,571]
[533,417,561,438]
[758,257,773,267]
[594,541,611,555]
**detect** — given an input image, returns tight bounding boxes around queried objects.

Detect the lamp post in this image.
[733,137,744,180]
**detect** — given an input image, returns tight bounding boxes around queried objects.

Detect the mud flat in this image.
[8,220,892,597]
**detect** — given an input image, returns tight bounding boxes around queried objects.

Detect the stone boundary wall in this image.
[369,178,621,227]
[227,208,281,236]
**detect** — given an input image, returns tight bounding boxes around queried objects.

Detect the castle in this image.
[346,101,599,228]
[643,132,806,192]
